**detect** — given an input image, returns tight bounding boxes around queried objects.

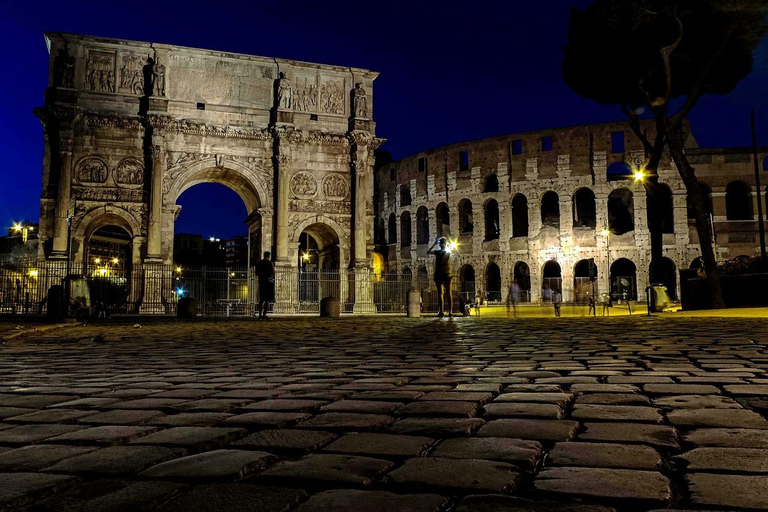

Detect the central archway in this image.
[298,222,341,309]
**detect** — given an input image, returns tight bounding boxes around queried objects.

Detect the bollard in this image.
[47,285,65,322]
[407,289,421,318]
[177,298,199,319]
[320,297,340,318]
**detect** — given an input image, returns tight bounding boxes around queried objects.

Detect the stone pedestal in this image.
[139,260,167,314]
[351,266,376,314]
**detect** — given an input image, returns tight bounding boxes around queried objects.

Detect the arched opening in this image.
[652,257,677,300]
[416,206,430,245]
[726,181,753,220]
[486,263,502,302]
[388,213,397,245]
[648,184,674,234]
[542,260,562,302]
[400,186,412,207]
[484,174,499,193]
[573,259,595,303]
[86,225,133,313]
[460,264,475,302]
[513,261,531,302]
[541,191,560,229]
[511,194,529,237]
[400,211,412,248]
[687,183,713,219]
[607,161,632,181]
[610,258,637,301]
[690,256,704,269]
[573,188,596,228]
[298,222,341,307]
[436,203,450,238]
[459,199,474,234]
[608,188,634,234]
[484,199,500,241]
[417,265,429,292]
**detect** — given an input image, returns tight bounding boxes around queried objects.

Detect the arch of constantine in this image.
[35,33,382,313]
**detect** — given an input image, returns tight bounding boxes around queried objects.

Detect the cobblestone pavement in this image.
[1,316,768,511]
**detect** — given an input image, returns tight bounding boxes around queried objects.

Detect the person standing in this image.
[428,238,453,317]
[256,252,275,320]
[507,281,520,318]
[553,289,562,318]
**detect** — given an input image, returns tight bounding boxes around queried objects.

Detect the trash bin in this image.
[320,297,340,318]
[650,284,671,312]
[47,285,65,322]
[177,297,199,319]
[407,289,421,318]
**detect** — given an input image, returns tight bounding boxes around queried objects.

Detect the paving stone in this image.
[548,442,660,470]
[31,480,185,512]
[349,390,424,401]
[0,424,86,444]
[150,388,218,399]
[534,467,670,501]
[419,392,494,403]
[241,399,328,411]
[678,447,768,472]
[294,489,449,512]
[44,425,158,445]
[724,384,768,395]
[455,383,503,392]
[0,472,78,510]
[129,426,247,450]
[320,400,403,414]
[4,408,98,423]
[0,444,98,471]
[494,393,573,406]
[607,376,674,384]
[258,454,394,487]
[221,412,312,428]
[171,398,250,412]
[0,394,76,408]
[231,429,337,453]
[455,495,618,511]
[140,449,276,479]
[653,395,741,409]
[478,419,579,441]
[212,389,283,399]
[571,405,663,423]
[644,384,721,395]
[430,437,541,467]
[103,398,188,409]
[297,413,393,430]
[688,473,768,510]
[397,400,479,417]
[388,457,520,492]
[483,402,562,419]
[388,418,485,437]
[667,408,768,428]
[78,409,165,424]
[41,445,185,475]
[323,433,433,457]
[49,397,123,408]
[0,407,35,419]
[684,428,768,448]
[570,384,640,393]
[574,394,650,405]
[155,483,307,512]
[578,423,678,448]
[150,412,233,426]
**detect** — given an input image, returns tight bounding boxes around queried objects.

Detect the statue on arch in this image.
[352,82,368,118]
[278,72,292,109]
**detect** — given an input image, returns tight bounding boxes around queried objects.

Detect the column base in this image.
[48,251,68,261]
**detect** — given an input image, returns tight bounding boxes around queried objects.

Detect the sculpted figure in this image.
[153,59,166,96]
[352,82,368,118]
[53,49,75,88]
[277,72,292,109]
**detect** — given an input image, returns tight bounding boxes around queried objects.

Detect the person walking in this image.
[507,281,520,318]
[588,294,596,317]
[256,251,274,320]
[553,289,562,318]
[427,238,453,317]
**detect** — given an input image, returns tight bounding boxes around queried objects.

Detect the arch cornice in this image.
[74,204,142,240]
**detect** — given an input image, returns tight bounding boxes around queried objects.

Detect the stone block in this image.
[294,489,449,512]
[323,433,434,457]
[483,402,562,419]
[396,401,479,417]
[571,405,662,423]
[687,473,768,510]
[653,395,741,409]
[684,428,768,448]
[32,480,185,512]
[297,413,393,430]
[231,429,337,453]
[320,400,403,414]
[667,408,768,429]
[574,394,650,406]
[129,426,247,450]
[578,423,679,448]
[430,437,541,467]
[4,409,97,423]
[258,454,394,487]
[42,445,185,475]
[678,447,768,472]
[478,419,579,442]
[644,384,721,395]
[0,473,78,511]
[387,418,485,437]
[78,409,165,425]
[241,399,328,411]
[221,412,312,428]
[45,425,158,445]
[420,392,494,403]
[387,457,520,493]
[494,393,573,406]
[548,442,660,470]
[0,424,86,444]
[140,449,276,479]
[150,412,233,426]
[455,495,617,511]
[155,483,307,512]
[534,467,670,501]
[0,444,98,471]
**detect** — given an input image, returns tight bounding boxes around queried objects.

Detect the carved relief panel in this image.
[75,157,108,184]
[290,171,318,198]
[119,54,146,95]
[293,74,318,112]
[322,173,349,200]
[85,50,116,93]
[319,77,346,115]
[114,158,144,187]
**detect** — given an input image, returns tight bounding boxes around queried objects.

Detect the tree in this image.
[562,0,768,308]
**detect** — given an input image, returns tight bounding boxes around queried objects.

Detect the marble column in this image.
[146,141,165,260]
[51,147,73,258]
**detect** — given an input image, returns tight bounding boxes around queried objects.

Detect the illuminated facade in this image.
[375,121,768,303]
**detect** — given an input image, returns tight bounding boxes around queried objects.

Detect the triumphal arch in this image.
[35,33,382,313]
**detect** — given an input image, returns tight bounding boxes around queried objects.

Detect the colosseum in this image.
[374,120,768,305]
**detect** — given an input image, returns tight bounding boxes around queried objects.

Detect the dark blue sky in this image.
[2,1,767,239]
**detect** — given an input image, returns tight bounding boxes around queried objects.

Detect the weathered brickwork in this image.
[376,121,768,303]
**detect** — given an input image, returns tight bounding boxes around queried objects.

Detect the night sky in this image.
[1,1,766,239]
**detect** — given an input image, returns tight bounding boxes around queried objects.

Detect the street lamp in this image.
[11,222,34,244]
[602,226,611,314]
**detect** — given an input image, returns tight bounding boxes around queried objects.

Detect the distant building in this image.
[173,234,227,267]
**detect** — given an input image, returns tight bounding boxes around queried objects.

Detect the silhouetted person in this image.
[507,281,520,318]
[256,252,274,320]
[553,289,562,317]
[428,238,452,317]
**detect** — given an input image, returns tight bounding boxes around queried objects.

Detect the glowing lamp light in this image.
[175,266,183,274]
[28,269,38,278]
[98,268,108,277]
[601,229,610,237]
[12,223,22,233]
[633,170,645,182]
[93,258,101,264]
[301,252,311,262]
[446,239,459,254]
[111,257,119,265]
[176,287,186,297]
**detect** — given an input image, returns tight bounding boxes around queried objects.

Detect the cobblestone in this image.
[1,316,768,510]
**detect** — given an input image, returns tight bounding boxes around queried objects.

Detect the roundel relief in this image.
[75,157,108,184]
[322,173,349,200]
[290,171,318,198]
[114,158,144,187]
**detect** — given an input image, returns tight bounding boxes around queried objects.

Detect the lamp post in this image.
[601,226,611,316]
[11,222,34,244]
